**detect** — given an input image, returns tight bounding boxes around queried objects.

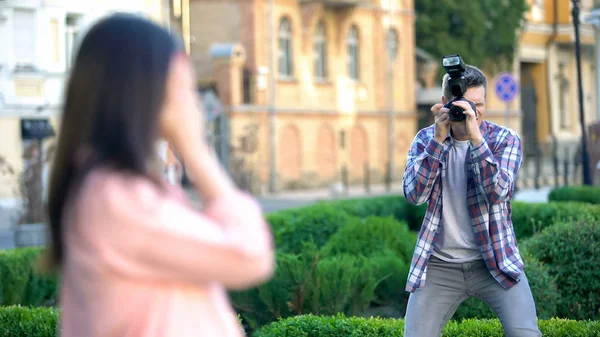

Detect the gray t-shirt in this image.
[432,138,482,263]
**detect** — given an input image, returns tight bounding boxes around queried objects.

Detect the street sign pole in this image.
[495,73,518,128]
[505,102,510,128]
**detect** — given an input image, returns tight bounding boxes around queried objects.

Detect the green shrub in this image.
[322,216,416,263]
[276,205,361,254]
[0,248,58,307]
[548,186,600,205]
[254,314,600,337]
[231,244,401,332]
[265,212,293,247]
[454,253,559,320]
[0,306,59,337]
[523,217,600,320]
[321,216,414,310]
[511,202,600,239]
[365,251,409,311]
[328,196,427,232]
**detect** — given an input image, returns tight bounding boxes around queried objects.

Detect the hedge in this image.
[1,307,599,337]
[523,217,600,320]
[254,314,600,337]
[510,201,600,239]
[0,248,58,307]
[233,214,561,331]
[267,196,600,242]
[0,307,247,337]
[548,186,600,205]
[1,194,598,333]
[0,306,59,337]
[231,217,415,330]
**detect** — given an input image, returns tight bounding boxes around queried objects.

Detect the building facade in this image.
[517,0,598,177]
[174,0,417,193]
[0,0,167,226]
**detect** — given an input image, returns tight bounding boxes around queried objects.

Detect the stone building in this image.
[0,0,167,227]
[172,0,417,193]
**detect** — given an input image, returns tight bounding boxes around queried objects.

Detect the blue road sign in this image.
[495,73,518,103]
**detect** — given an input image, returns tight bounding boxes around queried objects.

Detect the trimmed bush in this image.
[326,196,427,232]
[275,205,361,254]
[523,217,600,320]
[548,186,600,205]
[454,252,559,320]
[511,201,600,239]
[0,248,58,307]
[254,314,600,337]
[322,216,416,263]
[231,244,403,331]
[0,306,59,337]
[321,216,414,310]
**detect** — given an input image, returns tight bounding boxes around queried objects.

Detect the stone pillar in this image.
[209,43,247,106]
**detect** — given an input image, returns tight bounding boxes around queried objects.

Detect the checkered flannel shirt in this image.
[402,120,524,293]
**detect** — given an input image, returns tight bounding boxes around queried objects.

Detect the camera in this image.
[442,54,476,122]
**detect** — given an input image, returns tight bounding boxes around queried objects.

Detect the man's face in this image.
[463,85,486,123]
[441,85,486,133]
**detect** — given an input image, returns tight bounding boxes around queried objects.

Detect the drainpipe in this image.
[386,1,395,190]
[268,0,277,193]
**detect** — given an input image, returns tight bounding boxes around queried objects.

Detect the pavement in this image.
[0,184,551,250]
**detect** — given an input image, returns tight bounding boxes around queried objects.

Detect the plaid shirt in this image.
[402,120,524,293]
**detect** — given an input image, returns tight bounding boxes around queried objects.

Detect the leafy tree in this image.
[416,0,529,78]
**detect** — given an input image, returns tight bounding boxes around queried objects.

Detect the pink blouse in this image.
[59,169,274,337]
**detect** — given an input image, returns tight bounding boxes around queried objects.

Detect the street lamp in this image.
[572,0,593,186]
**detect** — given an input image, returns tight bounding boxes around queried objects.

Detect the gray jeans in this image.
[404,256,542,337]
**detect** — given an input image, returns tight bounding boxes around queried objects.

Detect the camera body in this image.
[442,54,476,122]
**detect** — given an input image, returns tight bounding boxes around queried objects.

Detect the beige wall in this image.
[189,0,417,191]
[229,109,417,191]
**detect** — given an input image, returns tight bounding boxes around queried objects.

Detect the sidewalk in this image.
[260,183,550,203]
[259,183,405,202]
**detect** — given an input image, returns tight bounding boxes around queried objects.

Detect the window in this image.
[278,17,293,77]
[313,21,327,79]
[387,28,398,61]
[558,63,571,129]
[13,9,36,68]
[347,25,359,80]
[65,15,82,69]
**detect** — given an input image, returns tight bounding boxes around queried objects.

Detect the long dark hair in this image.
[46,14,180,270]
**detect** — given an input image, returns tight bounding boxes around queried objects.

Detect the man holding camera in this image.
[402,56,541,337]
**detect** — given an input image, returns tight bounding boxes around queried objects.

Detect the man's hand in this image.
[432,103,451,144]
[452,100,483,146]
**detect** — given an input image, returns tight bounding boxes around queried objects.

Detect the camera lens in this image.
[448,105,466,122]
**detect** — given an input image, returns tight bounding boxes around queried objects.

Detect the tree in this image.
[416,0,529,79]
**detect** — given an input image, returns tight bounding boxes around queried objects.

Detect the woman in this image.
[47,14,274,337]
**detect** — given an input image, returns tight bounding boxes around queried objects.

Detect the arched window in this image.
[314,21,327,79]
[347,25,359,80]
[387,28,398,61]
[278,17,293,77]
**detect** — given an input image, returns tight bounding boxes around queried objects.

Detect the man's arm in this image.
[402,131,444,206]
[469,130,522,205]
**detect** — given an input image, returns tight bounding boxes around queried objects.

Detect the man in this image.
[158,140,183,185]
[402,65,541,337]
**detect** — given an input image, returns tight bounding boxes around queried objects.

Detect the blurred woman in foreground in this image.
[46,14,274,337]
